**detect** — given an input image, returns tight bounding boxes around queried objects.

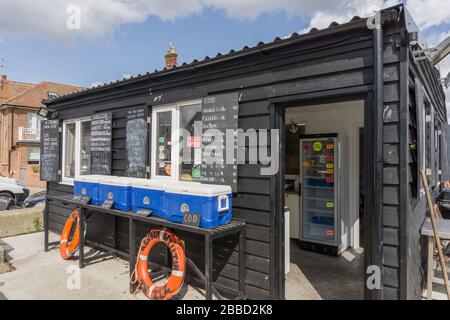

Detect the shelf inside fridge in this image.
[301,136,337,245]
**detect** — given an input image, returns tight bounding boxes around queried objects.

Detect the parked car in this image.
[0,174,29,205]
[23,190,46,208]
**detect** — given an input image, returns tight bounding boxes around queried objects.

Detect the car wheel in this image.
[0,192,14,201]
[0,192,15,210]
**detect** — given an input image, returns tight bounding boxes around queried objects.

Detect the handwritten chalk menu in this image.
[126,107,148,178]
[91,112,113,175]
[40,119,60,182]
[201,93,239,192]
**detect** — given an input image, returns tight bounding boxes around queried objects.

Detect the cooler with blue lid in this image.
[98,176,134,211]
[164,183,232,229]
[74,175,103,205]
[131,179,166,217]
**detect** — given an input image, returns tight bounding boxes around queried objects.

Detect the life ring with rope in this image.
[59,208,81,260]
[131,228,186,300]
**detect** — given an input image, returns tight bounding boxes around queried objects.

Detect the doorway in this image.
[283,99,366,300]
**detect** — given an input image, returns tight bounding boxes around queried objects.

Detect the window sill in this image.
[60,180,74,186]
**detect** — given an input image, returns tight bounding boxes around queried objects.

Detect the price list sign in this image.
[201,93,239,192]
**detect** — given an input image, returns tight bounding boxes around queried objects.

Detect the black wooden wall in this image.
[45,12,437,299]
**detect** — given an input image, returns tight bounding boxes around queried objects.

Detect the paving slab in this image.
[0,232,204,300]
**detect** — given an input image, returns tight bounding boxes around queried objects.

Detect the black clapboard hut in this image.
[42,4,448,300]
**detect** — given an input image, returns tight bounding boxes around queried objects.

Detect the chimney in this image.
[164,42,178,69]
[1,75,6,81]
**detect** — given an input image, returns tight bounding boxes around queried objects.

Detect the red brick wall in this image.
[0,108,45,187]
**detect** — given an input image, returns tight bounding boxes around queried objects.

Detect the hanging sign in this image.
[126,107,148,178]
[40,119,60,182]
[201,93,239,192]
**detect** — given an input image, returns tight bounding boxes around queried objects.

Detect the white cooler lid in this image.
[165,182,231,196]
[75,175,103,183]
[99,176,136,186]
[131,179,166,190]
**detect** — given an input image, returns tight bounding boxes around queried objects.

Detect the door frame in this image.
[270,89,382,300]
[352,123,364,249]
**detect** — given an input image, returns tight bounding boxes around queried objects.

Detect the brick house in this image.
[0,75,84,187]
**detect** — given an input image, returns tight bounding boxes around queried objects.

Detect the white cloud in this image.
[407,0,450,30]
[90,81,103,88]
[0,0,403,43]
[0,0,203,43]
[1,0,448,44]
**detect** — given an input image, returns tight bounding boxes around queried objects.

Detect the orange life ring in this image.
[59,208,81,260]
[135,228,186,300]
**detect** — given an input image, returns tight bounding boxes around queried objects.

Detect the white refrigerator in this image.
[299,134,341,255]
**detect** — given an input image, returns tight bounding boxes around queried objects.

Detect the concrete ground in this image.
[0,232,205,300]
[286,239,365,300]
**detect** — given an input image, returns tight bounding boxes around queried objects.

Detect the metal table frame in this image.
[44,194,246,300]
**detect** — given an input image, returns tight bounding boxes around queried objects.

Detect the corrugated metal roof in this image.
[45,5,402,105]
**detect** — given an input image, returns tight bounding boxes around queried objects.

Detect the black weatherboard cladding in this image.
[44,5,443,300]
[46,23,397,300]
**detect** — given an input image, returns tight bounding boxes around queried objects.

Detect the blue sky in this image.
[0,0,448,96]
[0,9,307,87]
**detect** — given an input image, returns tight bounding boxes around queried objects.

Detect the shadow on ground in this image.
[287,239,364,300]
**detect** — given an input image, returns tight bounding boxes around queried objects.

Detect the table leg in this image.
[427,235,434,300]
[44,199,49,252]
[79,207,85,269]
[129,218,137,294]
[238,229,246,299]
[113,216,117,252]
[205,235,213,300]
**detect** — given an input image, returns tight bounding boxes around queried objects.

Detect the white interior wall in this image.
[285,100,364,250]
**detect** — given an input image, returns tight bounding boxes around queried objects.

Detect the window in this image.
[62,118,91,182]
[26,112,44,136]
[179,104,202,181]
[151,100,202,181]
[155,110,173,177]
[435,121,441,185]
[28,147,40,164]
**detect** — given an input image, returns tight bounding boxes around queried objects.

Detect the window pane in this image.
[64,123,76,178]
[179,104,202,181]
[28,147,40,163]
[80,121,91,175]
[156,111,172,176]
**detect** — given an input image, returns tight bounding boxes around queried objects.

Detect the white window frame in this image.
[151,99,201,181]
[62,117,91,184]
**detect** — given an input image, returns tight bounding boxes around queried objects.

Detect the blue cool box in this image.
[74,175,102,205]
[131,179,166,217]
[164,183,232,229]
[98,177,133,211]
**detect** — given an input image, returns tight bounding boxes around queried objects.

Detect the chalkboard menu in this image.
[40,119,60,182]
[91,112,112,175]
[126,107,148,178]
[201,93,239,192]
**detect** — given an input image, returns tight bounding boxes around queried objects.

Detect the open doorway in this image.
[283,100,365,300]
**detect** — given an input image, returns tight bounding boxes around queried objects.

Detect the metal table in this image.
[421,217,450,300]
[45,194,246,300]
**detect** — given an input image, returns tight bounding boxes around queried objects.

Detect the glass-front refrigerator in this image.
[299,134,340,254]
